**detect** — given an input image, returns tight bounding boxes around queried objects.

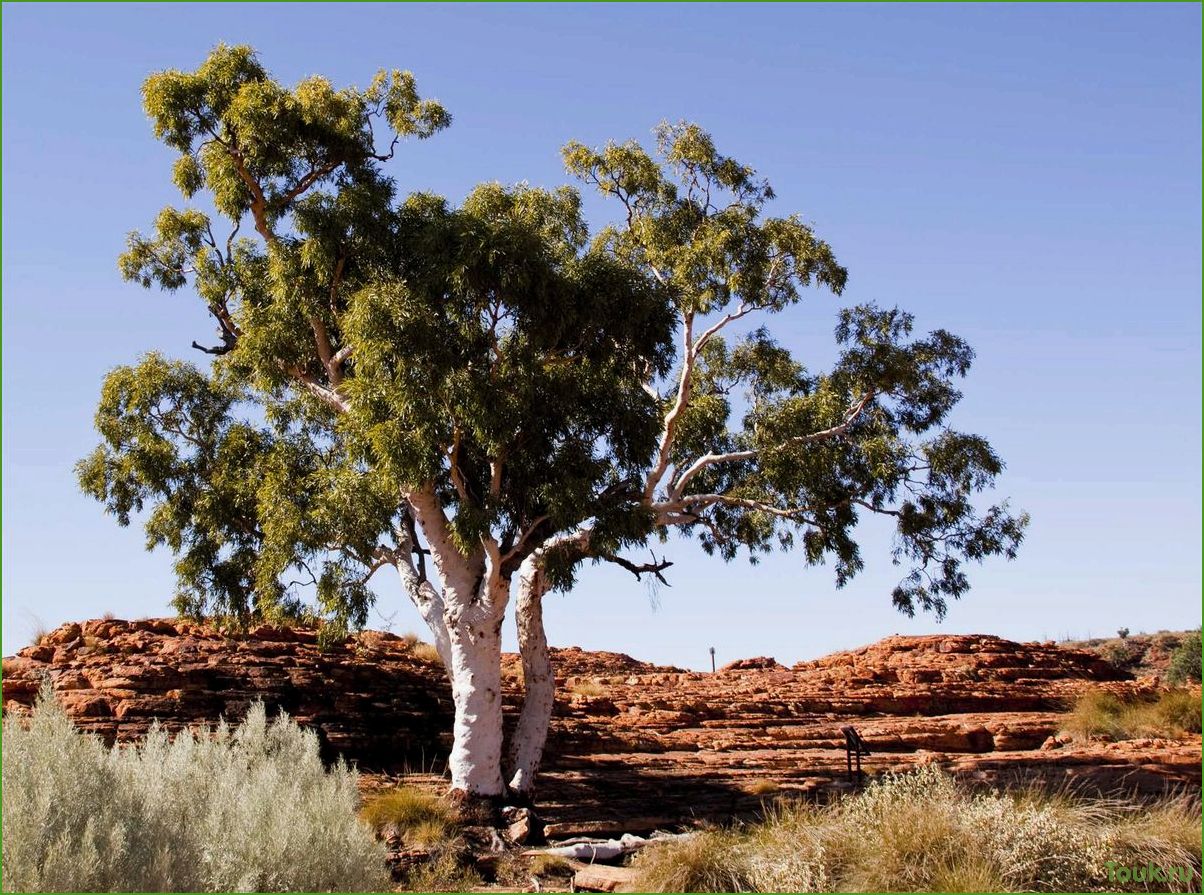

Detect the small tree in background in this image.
[1169,632,1202,684]
[80,46,1027,809]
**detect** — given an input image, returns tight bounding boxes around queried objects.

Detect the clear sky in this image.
[3,3,1200,667]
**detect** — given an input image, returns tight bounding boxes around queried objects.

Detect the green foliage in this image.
[564,123,1027,615]
[2,686,388,892]
[563,121,847,315]
[83,45,673,628]
[343,183,675,550]
[1169,632,1202,684]
[84,45,1024,634]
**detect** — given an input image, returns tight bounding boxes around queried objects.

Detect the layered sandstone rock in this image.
[2,618,454,768]
[4,622,1198,830]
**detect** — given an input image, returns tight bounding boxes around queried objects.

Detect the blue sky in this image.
[3,3,1200,667]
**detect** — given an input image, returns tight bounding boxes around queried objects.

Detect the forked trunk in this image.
[507,555,554,798]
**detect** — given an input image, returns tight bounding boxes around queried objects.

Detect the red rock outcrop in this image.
[1,618,454,768]
[4,622,1198,831]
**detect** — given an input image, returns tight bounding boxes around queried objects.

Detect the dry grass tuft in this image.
[630,766,1201,893]
[410,641,444,664]
[1063,688,1202,741]
[528,853,574,877]
[632,829,751,893]
[360,785,457,845]
[569,678,606,698]
[746,778,781,796]
[398,849,481,893]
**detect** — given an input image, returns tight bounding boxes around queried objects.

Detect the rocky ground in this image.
[3,619,1200,841]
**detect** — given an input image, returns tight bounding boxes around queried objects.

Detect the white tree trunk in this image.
[406,486,513,800]
[507,555,553,797]
[445,591,509,797]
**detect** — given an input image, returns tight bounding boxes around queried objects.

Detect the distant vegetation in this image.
[1065,629,1201,681]
[631,766,1201,893]
[1,687,388,893]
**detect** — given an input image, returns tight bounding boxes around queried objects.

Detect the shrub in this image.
[1168,633,1202,685]
[1117,627,1130,640]
[1151,689,1203,734]
[1063,690,1130,740]
[630,766,1201,893]
[2,685,389,893]
[1101,640,1142,672]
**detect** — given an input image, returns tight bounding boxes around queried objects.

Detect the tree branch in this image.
[644,312,695,499]
[601,551,674,585]
[402,510,428,584]
[500,515,550,566]
[656,492,822,522]
[692,302,751,355]
[191,337,235,356]
[287,365,349,413]
[670,391,875,499]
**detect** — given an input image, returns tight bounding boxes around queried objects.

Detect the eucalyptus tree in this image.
[502,124,1029,796]
[78,45,674,803]
[79,45,1026,809]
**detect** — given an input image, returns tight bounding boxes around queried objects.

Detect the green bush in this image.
[631,766,1201,893]
[2,685,389,892]
[1168,633,1202,684]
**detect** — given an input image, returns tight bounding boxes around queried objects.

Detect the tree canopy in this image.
[80,45,1027,799]
[79,45,676,639]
